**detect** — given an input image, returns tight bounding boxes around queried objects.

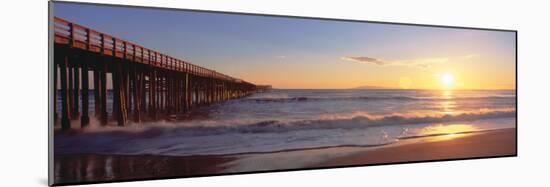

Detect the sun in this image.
[439,73,455,89]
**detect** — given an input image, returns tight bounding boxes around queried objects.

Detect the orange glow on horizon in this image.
[238,56,515,90]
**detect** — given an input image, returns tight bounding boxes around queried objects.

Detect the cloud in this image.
[341,54,477,68]
[463,54,480,59]
[341,56,386,65]
[395,57,449,68]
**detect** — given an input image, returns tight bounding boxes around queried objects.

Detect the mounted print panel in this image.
[49,1,517,186]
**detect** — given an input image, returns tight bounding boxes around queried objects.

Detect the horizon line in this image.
[268,88,517,91]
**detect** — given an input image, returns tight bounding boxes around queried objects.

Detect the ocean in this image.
[55,89,516,156]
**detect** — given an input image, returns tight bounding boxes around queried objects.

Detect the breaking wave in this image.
[71,109,516,137]
[244,95,515,103]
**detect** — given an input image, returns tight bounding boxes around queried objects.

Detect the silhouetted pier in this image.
[53,17,258,130]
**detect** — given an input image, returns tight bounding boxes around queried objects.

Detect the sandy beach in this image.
[54,128,515,185]
[316,128,516,167]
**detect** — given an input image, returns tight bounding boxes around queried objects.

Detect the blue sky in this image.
[54,2,515,89]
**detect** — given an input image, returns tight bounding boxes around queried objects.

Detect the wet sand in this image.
[53,128,516,185]
[53,154,234,185]
[316,128,516,167]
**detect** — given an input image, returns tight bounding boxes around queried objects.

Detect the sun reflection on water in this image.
[437,133,463,141]
[422,124,478,135]
[440,90,457,115]
[442,90,453,99]
[402,123,480,142]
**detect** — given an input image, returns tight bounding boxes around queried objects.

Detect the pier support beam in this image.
[71,59,80,119]
[131,67,141,122]
[149,70,157,120]
[80,55,90,127]
[93,69,100,117]
[113,63,129,126]
[56,48,71,130]
[99,63,108,125]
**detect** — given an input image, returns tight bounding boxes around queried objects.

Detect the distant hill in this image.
[352,85,395,89]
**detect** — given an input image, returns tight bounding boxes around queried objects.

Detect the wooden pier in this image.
[53,17,258,130]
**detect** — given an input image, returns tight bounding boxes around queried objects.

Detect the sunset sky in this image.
[54,3,516,90]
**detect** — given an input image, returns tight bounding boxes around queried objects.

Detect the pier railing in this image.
[54,17,246,84]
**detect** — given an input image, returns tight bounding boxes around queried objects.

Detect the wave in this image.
[227,110,515,133]
[244,95,516,103]
[75,109,516,137]
[55,110,516,156]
